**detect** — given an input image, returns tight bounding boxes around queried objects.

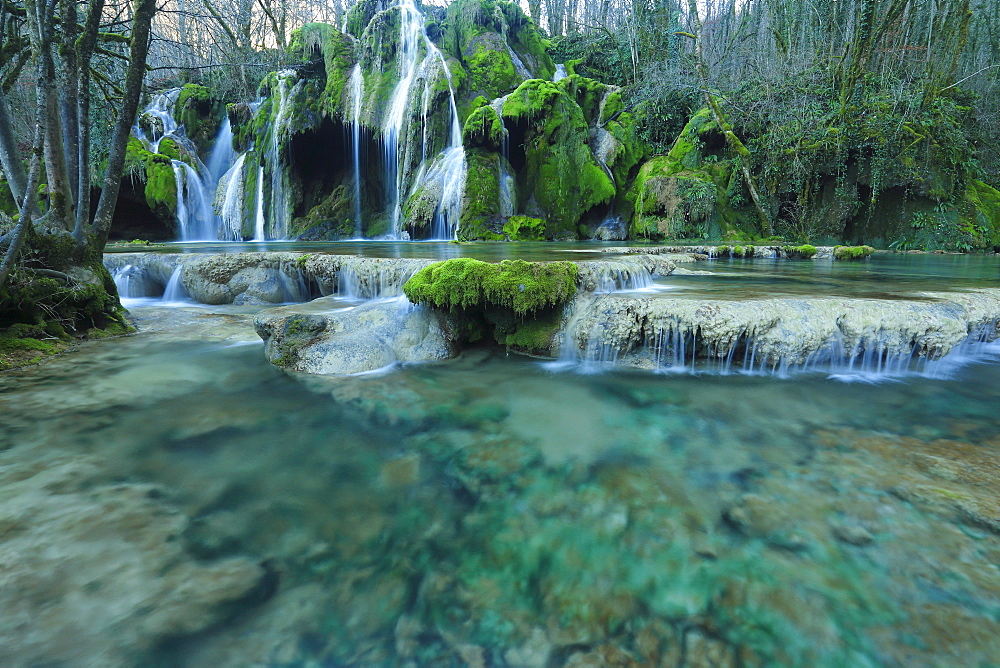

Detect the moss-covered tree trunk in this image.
[0,0,156,349]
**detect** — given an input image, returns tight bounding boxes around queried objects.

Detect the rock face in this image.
[0,453,267,666]
[559,289,1000,370]
[254,298,458,375]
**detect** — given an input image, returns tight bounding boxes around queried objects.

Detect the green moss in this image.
[124,137,177,217]
[403,258,577,315]
[289,23,357,118]
[465,34,519,99]
[462,103,506,150]
[832,245,875,260]
[502,215,545,241]
[175,84,222,149]
[502,79,615,237]
[600,91,624,124]
[291,185,355,240]
[444,0,553,107]
[458,149,505,240]
[785,244,817,258]
[343,0,384,38]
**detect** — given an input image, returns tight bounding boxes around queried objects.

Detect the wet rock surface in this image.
[254,297,459,375]
[559,289,1000,368]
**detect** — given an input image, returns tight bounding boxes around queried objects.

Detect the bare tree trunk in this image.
[91,0,157,247]
[72,0,106,241]
[0,88,28,205]
[1,0,51,290]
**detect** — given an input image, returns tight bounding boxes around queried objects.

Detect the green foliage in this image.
[832,245,875,260]
[502,215,545,240]
[403,258,577,315]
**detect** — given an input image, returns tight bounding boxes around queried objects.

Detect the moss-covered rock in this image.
[627,109,745,240]
[403,258,577,315]
[462,100,506,150]
[502,80,616,238]
[288,22,357,118]
[502,215,545,240]
[291,184,355,240]
[458,149,505,240]
[785,244,818,259]
[832,245,875,260]
[123,137,178,229]
[175,83,224,150]
[443,0,553,107]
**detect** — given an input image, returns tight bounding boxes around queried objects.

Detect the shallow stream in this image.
[1,251,999,665]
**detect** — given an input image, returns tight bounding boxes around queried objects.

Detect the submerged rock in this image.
[254,297,458,375]
[0,453,267,666]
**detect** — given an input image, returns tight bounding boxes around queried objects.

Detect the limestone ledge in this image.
[560,289,1000,367]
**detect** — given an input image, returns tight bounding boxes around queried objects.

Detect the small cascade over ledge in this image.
[553,289,1000,380]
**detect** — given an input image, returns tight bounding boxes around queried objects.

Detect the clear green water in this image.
[1,295,998,665]
[652,253,1000,300]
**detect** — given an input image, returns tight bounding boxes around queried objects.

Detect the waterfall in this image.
[381,0,466,240]
[349,64,365,237]
[135,89,181,152]
[218,153,247,241]
[263,70,299,241]
[172,160,216,241]
[553,64,567,82]
[505,43,533,80]
[491,95,515,217]
[255,164,266,241]
[135,90,243,241]
[162,265,187,302]
[206,117,235,185]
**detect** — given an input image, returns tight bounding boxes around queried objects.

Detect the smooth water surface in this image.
[1,300,998,666]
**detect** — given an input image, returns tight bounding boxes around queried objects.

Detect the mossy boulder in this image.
[291,184,355,240]
[443,0,553,107]
[462,99,506,150]
[628,156,724,240]
[288,22,357,118]
[502,215,545,240]
[784,244,818,259]
[457,149,505,240]
[627,109,742,240]
[123,137,178,229]
[175,83,224,150]
[832,245,875,260]
[403,258,577,315]
[502,80,616,238]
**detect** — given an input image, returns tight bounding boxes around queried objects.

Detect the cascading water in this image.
[491,96,515,217]
[135,89,181,152]
[206,117,235,185]
[553,64,567,82]
[173,161,218,241]
[255,165,266,241]
[135,90,242,241]
[349,64,365,237]
[218,153,247,241]
[262,71,300,241]
[381,0,466,240]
